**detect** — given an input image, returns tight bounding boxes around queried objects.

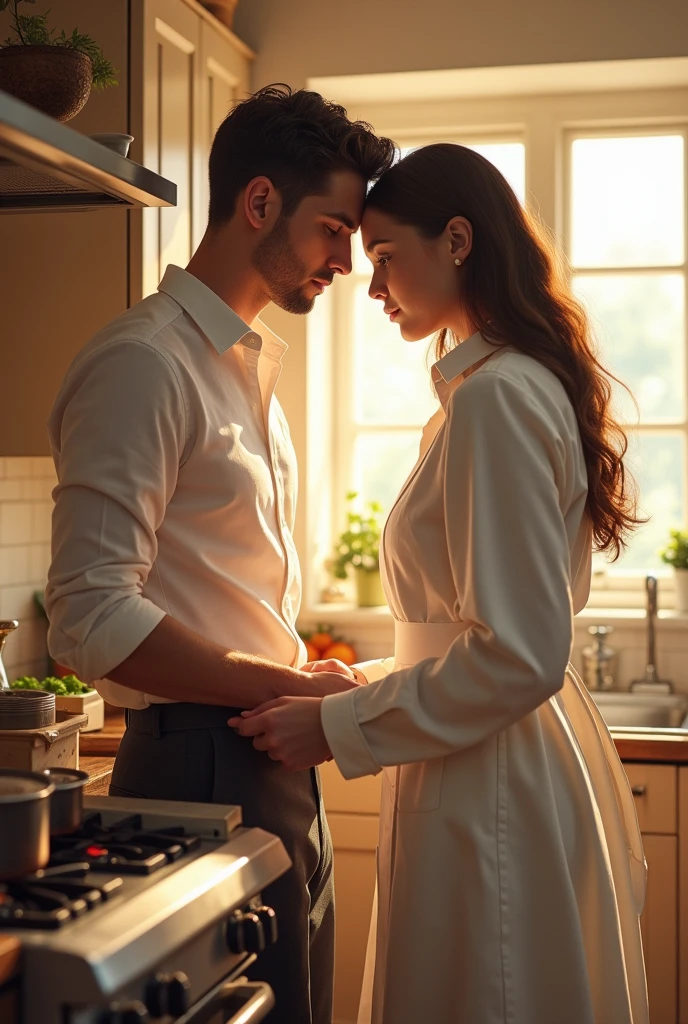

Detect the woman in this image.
[230,143,649,1024]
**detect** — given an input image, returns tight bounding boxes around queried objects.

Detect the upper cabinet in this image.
[0,0,252,455]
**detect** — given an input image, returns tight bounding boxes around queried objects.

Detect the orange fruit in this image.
[304,641,320,663]
[309,631,333,654]
[321,642,357,666]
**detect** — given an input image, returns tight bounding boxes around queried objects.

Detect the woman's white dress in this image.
[320,332,648,1024]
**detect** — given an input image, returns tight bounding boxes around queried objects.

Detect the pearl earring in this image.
[454,258,462,266]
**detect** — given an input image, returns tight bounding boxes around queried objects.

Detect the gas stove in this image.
[2,795,291,1023]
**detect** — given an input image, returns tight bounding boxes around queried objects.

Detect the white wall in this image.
[234,0,688,91]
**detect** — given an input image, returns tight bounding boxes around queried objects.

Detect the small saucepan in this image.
[0,768,55,878]
[43,767,89,835]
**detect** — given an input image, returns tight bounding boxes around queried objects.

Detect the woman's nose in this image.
[368,273,387,301]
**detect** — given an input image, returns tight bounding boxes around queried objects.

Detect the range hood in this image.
[0,89,176,213]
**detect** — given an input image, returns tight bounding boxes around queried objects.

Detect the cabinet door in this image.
[642,833,678,1024]
[0,0,130,455]
[195,20,250,247]
[140,0,204,297]
[328,812,377,1024]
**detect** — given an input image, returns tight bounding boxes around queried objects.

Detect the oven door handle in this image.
[175,978,274,1024]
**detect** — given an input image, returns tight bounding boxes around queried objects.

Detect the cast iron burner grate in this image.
[49,811,202,874]
[0,863,123,930]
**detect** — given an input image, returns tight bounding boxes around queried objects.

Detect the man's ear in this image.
[244,176,282,230]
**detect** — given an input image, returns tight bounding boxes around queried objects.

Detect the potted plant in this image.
[330,491,386,608]
[0,0,118,122]
[659,528,688,613]
[11,673,105,732]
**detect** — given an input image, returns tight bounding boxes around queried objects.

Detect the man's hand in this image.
[228,697,330,771]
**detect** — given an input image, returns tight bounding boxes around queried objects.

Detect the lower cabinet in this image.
[625,762,679,1024]
[321,758,684,1024]
[320,762,380,1024]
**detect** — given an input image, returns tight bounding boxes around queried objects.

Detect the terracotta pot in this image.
[0,45,93,122]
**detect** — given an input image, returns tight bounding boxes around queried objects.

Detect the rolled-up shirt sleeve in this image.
[322,371,575,780]
[46,340,188,682]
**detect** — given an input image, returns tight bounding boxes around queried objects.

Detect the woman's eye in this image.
[376,255,390,267]
[325,225,340,236]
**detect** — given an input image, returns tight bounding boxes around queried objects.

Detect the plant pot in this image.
[53,690,104,732]
[0,45,93,122]
[355,568,386,608]
[675,568,688,613]
[199,0,240,30]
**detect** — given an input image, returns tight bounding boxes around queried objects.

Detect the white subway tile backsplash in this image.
[0,458,55,674]
[0,546,31,586]
[0,502,35,545]
[31,457,56,479]
[6,458,34,479]
[29,544,51,583]
[0,480,30,502]
[31,502,53,544]
[0,583,39,620]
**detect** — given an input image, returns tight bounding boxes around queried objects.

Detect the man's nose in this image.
[328,237,353,277]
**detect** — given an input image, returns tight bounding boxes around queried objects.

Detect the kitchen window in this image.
[320,81,688,610]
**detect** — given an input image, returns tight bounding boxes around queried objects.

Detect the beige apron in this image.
[358,621,647,1024]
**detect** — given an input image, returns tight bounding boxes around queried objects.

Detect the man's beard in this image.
[252,214,329,315]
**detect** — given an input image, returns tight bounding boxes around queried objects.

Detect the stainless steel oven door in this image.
[174,977,274,1024]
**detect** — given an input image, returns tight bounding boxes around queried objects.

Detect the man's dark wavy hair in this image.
[208,84,396,226]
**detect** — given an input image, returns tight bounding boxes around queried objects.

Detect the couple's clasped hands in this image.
[228,657,363,771]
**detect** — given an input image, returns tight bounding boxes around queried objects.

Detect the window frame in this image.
[318,84,688,611]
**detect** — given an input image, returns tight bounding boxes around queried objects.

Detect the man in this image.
[45,84,395,1024]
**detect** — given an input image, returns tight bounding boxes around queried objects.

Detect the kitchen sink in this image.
[592,691,688,729]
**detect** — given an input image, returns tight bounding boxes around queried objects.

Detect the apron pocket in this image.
[395,757,444,813]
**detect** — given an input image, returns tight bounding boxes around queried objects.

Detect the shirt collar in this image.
[158,264,287,359]
[431,331,502,407]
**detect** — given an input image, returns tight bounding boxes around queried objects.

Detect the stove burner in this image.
[50,811,202,874]
[0,863,123,930]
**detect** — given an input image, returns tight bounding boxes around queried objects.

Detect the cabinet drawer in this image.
[624,763,677,834]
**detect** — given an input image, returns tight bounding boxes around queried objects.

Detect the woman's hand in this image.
[301,659,369,687]
[298,668,364,697]
[228,697,330,771]
[301,657,353,676]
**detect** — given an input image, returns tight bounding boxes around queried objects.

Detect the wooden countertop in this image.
[79,712,126,756]
[80,710,688,764]
[81,755,115,794]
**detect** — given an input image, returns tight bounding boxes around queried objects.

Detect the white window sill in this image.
[301,603,688,636]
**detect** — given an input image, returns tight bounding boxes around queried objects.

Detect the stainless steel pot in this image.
[0,768,54,878]
[43,767,89,835]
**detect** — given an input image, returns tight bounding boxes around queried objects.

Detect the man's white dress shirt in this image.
[46,264,306,708]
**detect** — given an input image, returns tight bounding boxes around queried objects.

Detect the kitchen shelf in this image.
[0,89,176,213]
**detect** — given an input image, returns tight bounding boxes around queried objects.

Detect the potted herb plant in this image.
[330,491,386,608]
[0,0,117,122]
[659,528,688,613]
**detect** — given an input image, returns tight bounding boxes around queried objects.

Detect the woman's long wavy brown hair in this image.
[365,143,645,559]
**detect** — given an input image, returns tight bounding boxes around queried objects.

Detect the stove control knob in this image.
[226,910,265,954]
[255,905,278,946]
[167,972,191,1016]
[100,1001,150,1024]
[145,972,191,1018]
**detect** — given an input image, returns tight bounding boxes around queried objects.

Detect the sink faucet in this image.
[630,575,673,693]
